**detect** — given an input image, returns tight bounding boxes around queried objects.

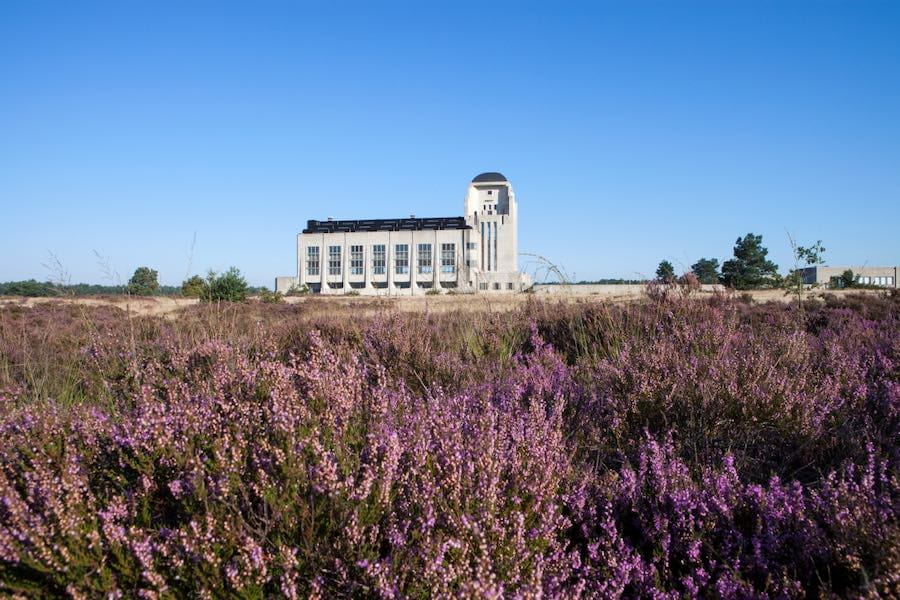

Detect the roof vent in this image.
[327,216,334,222]
[410,214,416,219]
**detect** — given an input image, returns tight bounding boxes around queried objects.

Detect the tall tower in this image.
[464,172,519,281]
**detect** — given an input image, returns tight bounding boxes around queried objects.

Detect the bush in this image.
[425,288,441,295]
[205,267,249,302]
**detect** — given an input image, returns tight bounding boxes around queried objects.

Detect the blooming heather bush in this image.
[0,292,898,597]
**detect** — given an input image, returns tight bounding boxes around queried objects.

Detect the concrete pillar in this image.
[297,234,304,288]
[339,234,345,293]
[411,234,417,296]
[433,231,439,290]
[364,243,373,291]
[387,232,394,295]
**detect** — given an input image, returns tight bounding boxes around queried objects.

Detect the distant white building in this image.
[275,172,531,295]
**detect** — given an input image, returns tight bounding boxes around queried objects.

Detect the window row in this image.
[307,243,456,276]
[858,275,894,286]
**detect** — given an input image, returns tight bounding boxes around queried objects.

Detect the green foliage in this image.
[0,280,180,297]
[345,289,361,296]
[425,289,441,295]
[181,275,208,299]
[126,267,159,296]
[204,267,249,302]
[721,233,779,289]
[655,260,675,282]
[258,289,284,303]
[690,258,720,284]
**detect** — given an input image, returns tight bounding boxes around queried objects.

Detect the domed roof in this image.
[472,172,507,183]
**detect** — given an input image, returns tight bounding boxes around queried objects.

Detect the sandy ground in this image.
[0,288,889,318]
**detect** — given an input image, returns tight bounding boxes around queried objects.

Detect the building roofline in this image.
[302,216,471,234]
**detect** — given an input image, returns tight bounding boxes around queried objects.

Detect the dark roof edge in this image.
[302,216,471,234]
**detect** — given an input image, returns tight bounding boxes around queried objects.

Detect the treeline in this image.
[0,280,181,297]
[0,266,268,299]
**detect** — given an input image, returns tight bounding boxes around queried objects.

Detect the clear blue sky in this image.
[2,1,898,286]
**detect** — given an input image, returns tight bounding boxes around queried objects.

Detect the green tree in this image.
[127,267,159,296]
[720,234,779,289]
[181,275,208,298]
[690,258,720,284]
[206,267,249,302]
[655,260,675,282]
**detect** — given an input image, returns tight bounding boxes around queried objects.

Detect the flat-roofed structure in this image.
[275,173,532,295]
[798,266,898,288]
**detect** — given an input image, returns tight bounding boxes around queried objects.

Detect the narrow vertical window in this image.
[441,243,455,273]
[306,246,320,276]
[372,244,386,274]
[417,243,432,274]
[481,223,486,270]
[349,245,364,275]
[395,244,409,274]
[328,246,341,276]
[493,222,498,271]
[486,223,492,271]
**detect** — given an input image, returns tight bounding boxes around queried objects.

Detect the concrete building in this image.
[798,266,898,289]
[275,172,532,295]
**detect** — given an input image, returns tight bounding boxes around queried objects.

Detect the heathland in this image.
[0,289,897,597]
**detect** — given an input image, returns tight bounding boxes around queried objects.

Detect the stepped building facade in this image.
[275,172,531,295]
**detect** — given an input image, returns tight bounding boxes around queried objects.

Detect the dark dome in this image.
[472,172,507,183]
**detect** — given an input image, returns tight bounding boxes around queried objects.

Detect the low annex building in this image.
[798,266,898,289]
[275,172,532,295]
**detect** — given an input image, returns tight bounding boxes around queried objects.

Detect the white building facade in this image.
[275,172,531,295]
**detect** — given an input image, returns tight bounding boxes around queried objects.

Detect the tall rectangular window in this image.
[395,244,409,274]
[306,246,320,276]
[493,222,498,271]
[485,223,491,271]
[417,243,432,274]
[372,244,386,275]
[328,245,341,276]
[441,243,455,273]
[350,245,364,275]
